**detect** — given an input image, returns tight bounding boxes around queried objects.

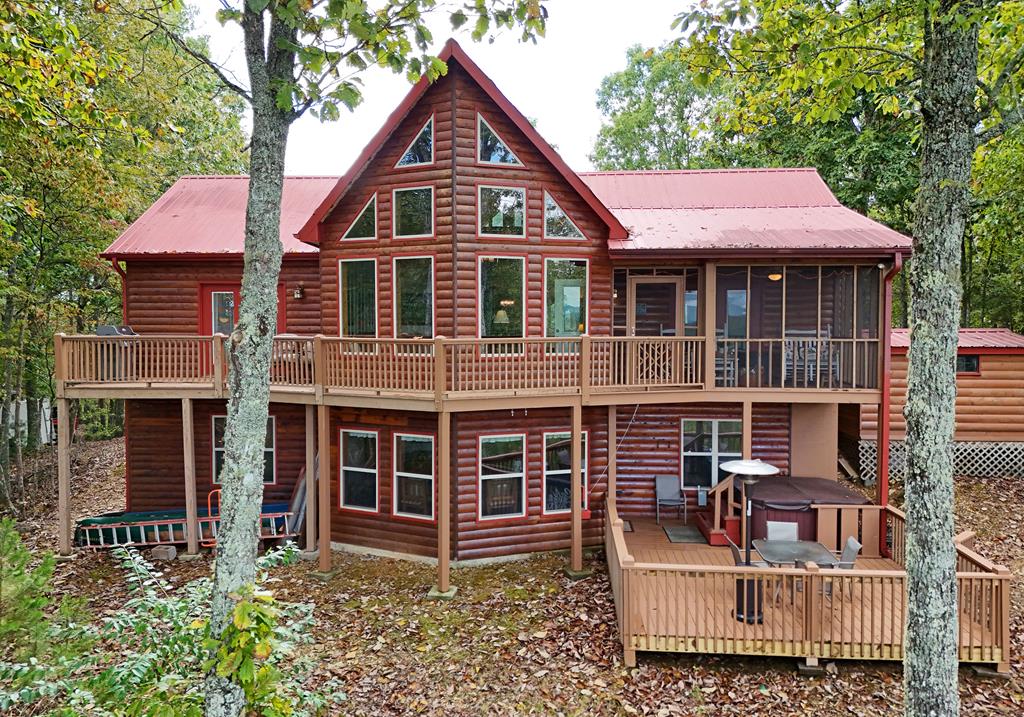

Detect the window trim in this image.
[956,353,982,376]
[477,254,527,344]
[392,432,436,522]
[341,194,377,241]
[478,432,528,521]
[679,418,743,491]
[211,414,277,486]
[391,254,436,340]
[391,185,435,240]
[543,190,586,241]
[542,430,589,516]
[477,184,527,239]
[337,257,378,339]
[543,256,590,339]
[476,112,524,166]
[393,114,435,169]
[339,428,379,513]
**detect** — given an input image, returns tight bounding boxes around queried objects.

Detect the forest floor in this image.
[13,438,1023,716]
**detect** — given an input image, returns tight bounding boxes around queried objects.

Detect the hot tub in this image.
[746,476,870,542]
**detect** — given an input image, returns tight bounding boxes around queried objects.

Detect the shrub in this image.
[0,517,55,660]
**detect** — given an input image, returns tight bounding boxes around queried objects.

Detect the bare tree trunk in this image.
[903,3,979,715]
[203,7,297,717]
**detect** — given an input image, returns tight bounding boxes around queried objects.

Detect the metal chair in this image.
[655,475,686,525]
[828,536,862,599]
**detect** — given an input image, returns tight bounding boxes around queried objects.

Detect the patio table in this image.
[753,539,838,568]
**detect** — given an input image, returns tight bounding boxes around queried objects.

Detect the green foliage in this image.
[0,543,333,716]
[0,518,55,660]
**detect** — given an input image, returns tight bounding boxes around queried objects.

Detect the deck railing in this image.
[57,333,884,401]
[716,337,880,389]
[605,504,1011,670]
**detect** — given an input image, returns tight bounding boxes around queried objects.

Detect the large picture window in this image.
[479,256,524,340]
[213,415,275,484]
[393,256,433,339]
[545,258,587,338]
[393,433,434,519]
[339,259,377,338]
[393,186,433,238]
[478,185,525,237]
[479,434,526,519]
[340,430,378,512]
[543,431,587,514]
[681,419,742,489]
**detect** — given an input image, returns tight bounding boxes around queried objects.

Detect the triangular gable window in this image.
[478,114,522,166]
[544,192,584,239]
[343,195,376,240]
[396,116,433,167]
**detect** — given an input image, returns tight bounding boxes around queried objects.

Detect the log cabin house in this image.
[853,328,1024,482]
[52,39,1011,673]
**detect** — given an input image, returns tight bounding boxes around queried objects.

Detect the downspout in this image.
[109,257,128,325]
[878,252,903,508]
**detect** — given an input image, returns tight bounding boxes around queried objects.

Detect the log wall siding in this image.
[125,400,307,511]
[453,407,609,561]
[123,259,321,335]
[615,403,791,517]
[861,353,1024,441]
[327,406,439,557]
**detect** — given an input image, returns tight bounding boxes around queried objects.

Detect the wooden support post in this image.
[433,335,446,406]
[54,333,66,398]
[996,566,1012,675]
[313,335,325,403]
[429,410,455,599]
[181,398,198,555]
[607,405,617,499]
[703,262,717,388]
[57,398,72,556]
[566,400,586,577]
[212,334,225,397]
[305,404,316,554]
[742,400,753,459]
[316,404,331,573]
[580,334,591,403]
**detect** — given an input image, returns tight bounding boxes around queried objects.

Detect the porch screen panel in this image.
[784,267,819,337]
[715,267,748,338]
[856,266,880,338]
[340,260,376,337]
[394,257,433,338]
[820,266,854,338]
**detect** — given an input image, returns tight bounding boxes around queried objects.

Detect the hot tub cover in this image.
[747,476,870,509]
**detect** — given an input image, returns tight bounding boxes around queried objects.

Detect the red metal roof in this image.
[579,169,912,256]
[295,38,628,245]
[891,328,1024,352]
[101,175,338,259]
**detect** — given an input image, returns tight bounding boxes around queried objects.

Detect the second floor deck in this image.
[55,332,883,411]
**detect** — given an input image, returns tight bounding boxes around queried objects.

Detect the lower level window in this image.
[340,430,378,511]
[479,434,525,519]
[212,415,275,484]
[681,419,741,489]
[393,433,434,519]
[543,431,587,514]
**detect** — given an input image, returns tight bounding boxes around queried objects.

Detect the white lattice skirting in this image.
[860,439,1024,483]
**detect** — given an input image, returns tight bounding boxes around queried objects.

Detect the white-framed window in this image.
[393,255,434,339]
[342,194,376,240]
[479,434,526,520]
[212,415,275,485]
[393,433,434,520]
[340,429,378,512]
[680,419,742,490]
[478,256,525,341]
[477,113,523,166]
[543,191,584,239]
[211,291,236,335]
[392,186,434,238]
[544,258,588,340]
[478,185,526,238]
[395,115,433,167]
[338,258,377,338]
[543,431,588,514]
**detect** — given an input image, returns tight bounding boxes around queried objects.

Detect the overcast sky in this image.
[192,1,683,176]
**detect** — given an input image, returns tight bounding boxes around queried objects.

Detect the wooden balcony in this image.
[54,333,880,410]
[605,503,1012,671]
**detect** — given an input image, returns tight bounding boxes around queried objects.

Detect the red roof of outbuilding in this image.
[295,38,628,245]
[891,328,1024,352]
[579,168,912,257]
[101,175,338,259]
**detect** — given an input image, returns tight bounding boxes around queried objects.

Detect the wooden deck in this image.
[605,507,1012,671]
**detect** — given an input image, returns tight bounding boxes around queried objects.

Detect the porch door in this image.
[626,277,684,384]
[199,284,288,335]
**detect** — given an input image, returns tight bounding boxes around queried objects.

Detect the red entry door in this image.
[200,284,287,335]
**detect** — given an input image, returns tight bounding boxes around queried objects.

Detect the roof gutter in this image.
[608,246,913,260]
[109,256,128,325]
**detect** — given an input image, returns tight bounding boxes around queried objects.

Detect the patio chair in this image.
[655,475,686,525]
[822,536,862,599]
[727,537,785,603]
